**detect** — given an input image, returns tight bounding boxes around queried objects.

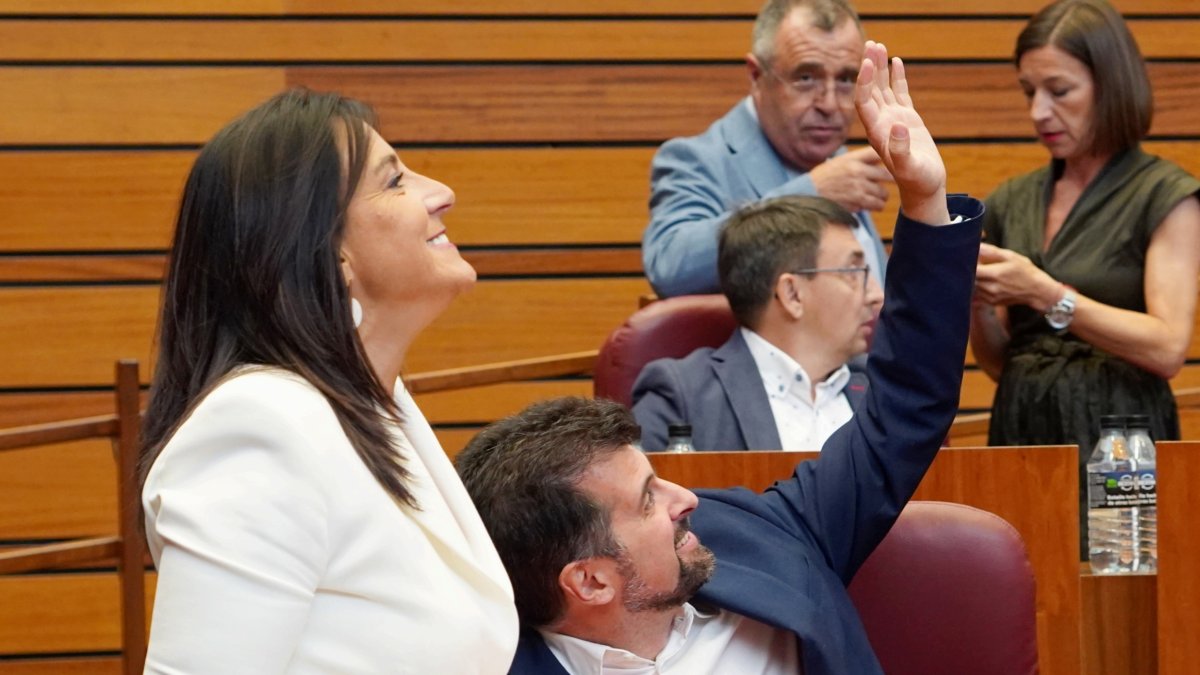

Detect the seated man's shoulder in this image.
[634,344,722,393]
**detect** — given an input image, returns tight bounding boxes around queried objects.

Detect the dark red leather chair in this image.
[593,294,736,406]
[849,501,1039,675]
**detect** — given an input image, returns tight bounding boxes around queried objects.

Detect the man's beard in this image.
[618,518,716,613]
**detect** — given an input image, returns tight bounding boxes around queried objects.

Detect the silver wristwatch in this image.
[1044,286,1077,331]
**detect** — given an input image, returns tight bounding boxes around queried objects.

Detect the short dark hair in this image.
[1015,0,1151,157]
[455,397,641,628]
[752,0,863,65]
[718,195,858,328]
[142,89,421,507]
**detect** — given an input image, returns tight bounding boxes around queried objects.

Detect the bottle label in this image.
[1087,469,1157,509]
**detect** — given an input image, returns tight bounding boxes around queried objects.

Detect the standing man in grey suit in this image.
[633,195,884,451]
[643,0,892,298]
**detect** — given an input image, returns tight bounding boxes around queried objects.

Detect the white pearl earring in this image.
[351,298,363,328]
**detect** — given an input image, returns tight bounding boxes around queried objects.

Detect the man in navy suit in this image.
[457,43,982,675]
[632,195,884,451]
[643,0,893,298]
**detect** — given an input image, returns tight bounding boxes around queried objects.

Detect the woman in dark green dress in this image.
[969,0,1200,556]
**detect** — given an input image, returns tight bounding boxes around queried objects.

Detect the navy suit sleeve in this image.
[701,196,984,583]
[631,358,689,452]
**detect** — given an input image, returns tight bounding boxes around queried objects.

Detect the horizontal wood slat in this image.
[411,277,651,371]
[0,657,121,675]
[3,63,1197,145]
[0,392,140,428]
[0,249,643,282]
[0,19,1195,61]
[0,0,1191,16]
[0,146,655,251]
[0,278,649,387]
[3,141,1197,254]
[0,572,154,655]
[0,441,115,538]
[414,380,590,423]
[285,62,1200,144]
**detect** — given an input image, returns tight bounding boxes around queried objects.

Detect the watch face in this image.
[1046,309,1070,330]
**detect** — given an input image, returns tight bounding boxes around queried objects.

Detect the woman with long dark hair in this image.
[140,90,518,672]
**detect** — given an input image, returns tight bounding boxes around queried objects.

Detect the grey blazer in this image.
[631,330,868,451]
[643,98,888,297]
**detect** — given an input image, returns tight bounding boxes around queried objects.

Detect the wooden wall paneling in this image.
[0,257,166,284]
[414,380,591,424]
[0,147,656,251]
[0,68,285,145]
[0,287,159,388]
[1156,441,1200,675]
[404,277,651,372]
[0,572,154,655]
[0,440,115,539]
[0,0,1189,16]
[0,278,648,387]
[289,63,1200,144]
[2,19,1195,62]
[1178,407,1200,439]
[0,249,643,284]
[0,150,193,252]
[7,142,1200,254]
[4,64,1196,146]
[0,657,122,675]
[433,427,486,459]
[0,392,127,428]
[650,445,1081,675]
[401,147,653,246]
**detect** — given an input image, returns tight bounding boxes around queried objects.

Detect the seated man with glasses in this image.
[643,0,892,298]
[633,195,883,451]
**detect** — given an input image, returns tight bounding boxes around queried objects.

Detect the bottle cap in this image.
[1125,414,1151,430]
[668,423,692,437]
[1099,414,1124,430]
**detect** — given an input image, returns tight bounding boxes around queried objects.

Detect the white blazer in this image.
[143,367,518,674]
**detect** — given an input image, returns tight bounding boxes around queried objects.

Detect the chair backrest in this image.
[593,294,737,406]
[848,501,1039,675]
[0,360,147,675]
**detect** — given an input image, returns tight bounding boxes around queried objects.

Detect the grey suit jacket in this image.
[631,329,868,451]
[643,98,888,297]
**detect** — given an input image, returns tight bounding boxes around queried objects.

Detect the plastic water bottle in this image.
[1087,415,1139,573]
[664,423,696,453]
[1125,414,1157,573]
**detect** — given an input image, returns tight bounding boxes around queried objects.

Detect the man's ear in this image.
[774,273,806,320]
[746,53,766,88]
[558,558,619,608]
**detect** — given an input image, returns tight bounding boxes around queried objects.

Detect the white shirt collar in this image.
[741,328,850,406]
[539,604,708,675]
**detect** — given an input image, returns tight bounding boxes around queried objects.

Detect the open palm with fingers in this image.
[854,41,946,220]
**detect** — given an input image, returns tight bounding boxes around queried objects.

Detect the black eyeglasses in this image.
[790,265,872,292]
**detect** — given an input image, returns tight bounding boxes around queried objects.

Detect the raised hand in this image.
[854,40,948,225]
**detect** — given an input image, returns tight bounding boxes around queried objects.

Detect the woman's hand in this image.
[854,40,948,225]
[974,243,1062,309]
